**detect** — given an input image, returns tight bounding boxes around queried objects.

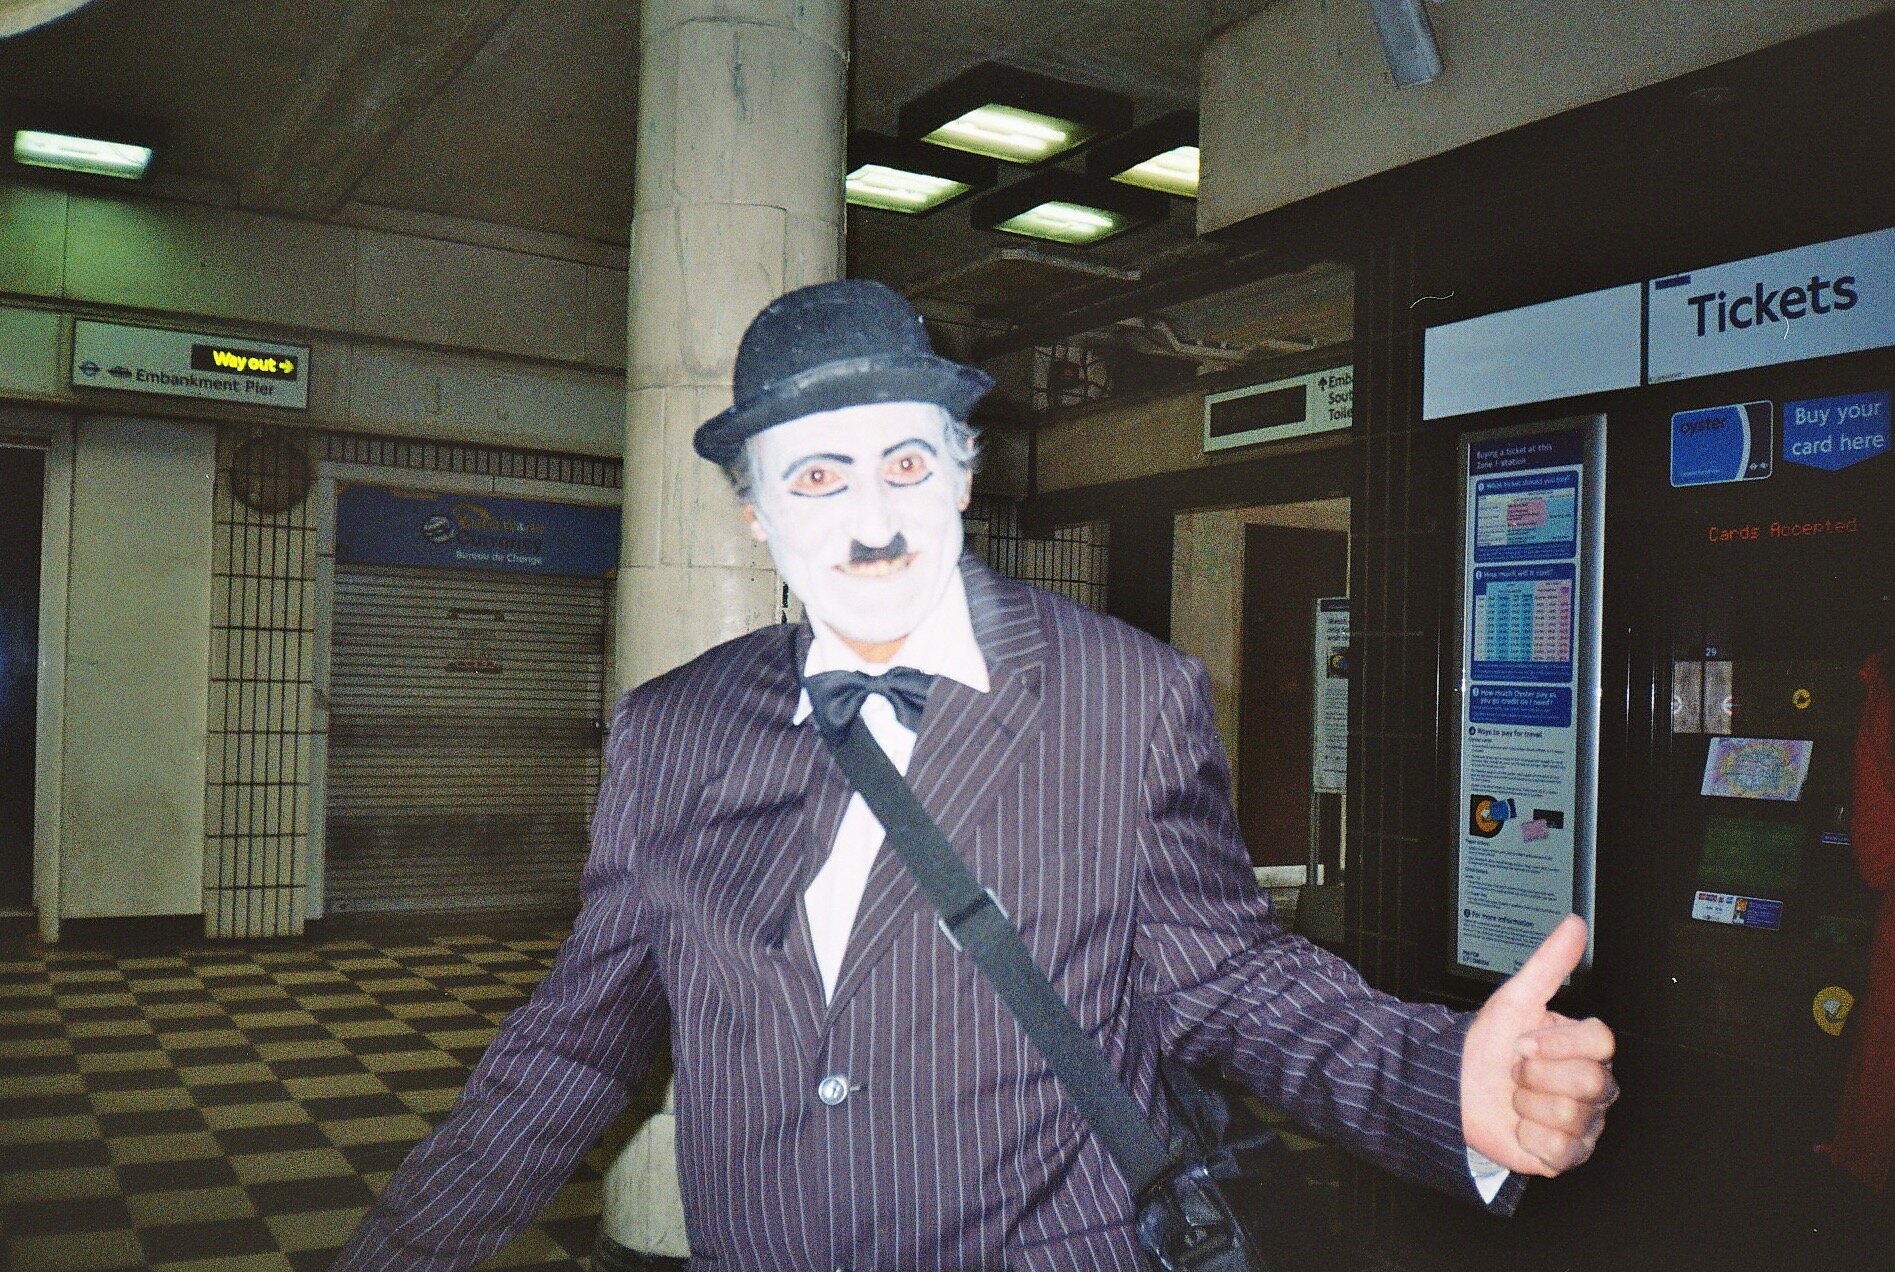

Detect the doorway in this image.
[0,445,45,913]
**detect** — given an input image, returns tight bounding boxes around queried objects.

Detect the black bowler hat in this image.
[692,279,994,467]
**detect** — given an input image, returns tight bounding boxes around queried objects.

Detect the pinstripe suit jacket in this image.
[337,555,1513,1271]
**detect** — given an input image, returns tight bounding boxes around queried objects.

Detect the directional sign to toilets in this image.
[1781,390,1890,471]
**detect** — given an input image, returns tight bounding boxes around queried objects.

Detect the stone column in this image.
[603,0,846,1262]
[616,0,848,690]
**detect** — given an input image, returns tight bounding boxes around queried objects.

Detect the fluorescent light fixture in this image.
[13,128,151,179]
[848,165,968,212]
[1086,111,1200,198]
[924,104,1086,164]
[970,171,1167,247]
[900,63,1132,167]
[994,201,1128,246]
[844,131,995,215]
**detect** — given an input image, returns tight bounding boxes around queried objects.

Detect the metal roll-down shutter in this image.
[326,563,606,915]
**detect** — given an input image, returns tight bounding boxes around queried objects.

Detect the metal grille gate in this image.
[325,564,606,916]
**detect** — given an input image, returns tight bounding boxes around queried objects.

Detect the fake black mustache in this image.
[849,532,909,565]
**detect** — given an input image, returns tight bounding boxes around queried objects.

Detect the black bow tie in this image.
[804,667,936,737]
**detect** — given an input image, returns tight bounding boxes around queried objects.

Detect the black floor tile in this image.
[2,1194,133,1235]
[190,1078,294,1106]
[5,1138,112,1171]
[245,1173,378,1217]
[302,1091,412,1122]
[214,1121,331,1156]
[116,1155,238,1194]
[97,1106,210,1137]
[138,1215,277,1264]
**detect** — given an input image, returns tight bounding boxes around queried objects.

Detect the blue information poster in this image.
[336,483,620,578]
[1453,420,1603,978]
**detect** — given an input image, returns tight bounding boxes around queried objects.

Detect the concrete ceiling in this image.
[1,0,1318,357]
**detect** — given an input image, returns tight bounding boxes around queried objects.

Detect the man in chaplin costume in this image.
[337,280,1617,1271]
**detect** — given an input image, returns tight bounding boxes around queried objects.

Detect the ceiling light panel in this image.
[13,128,151,178]
[900,63,1133,168]
[1086,111,1200,198]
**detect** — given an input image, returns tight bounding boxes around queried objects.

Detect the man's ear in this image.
[740,504,769,544]
[957,468,973,513]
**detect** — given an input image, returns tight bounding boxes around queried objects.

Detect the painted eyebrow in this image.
[882,437,938,459]
[779,452,854,480]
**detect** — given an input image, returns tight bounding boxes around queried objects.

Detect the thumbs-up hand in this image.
[1460,914,1618,1176]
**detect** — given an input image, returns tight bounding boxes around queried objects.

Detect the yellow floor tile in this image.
[128,975,205,992]
[6,1071,85,1096]
[271,970,349,986]
[398,1088,460,1115]
[155,1027,249,1050]
[144,1000,226,1021]
[66,1018,156,1038]
[296,991,376,1010]
[59,990,139,1008]
[0,1113,101,1145]
[117,956,189,971]
[484,1225,567,1266]
[77,1050,172,1074]
[210,983,291,1001]
[264,1205,371,1252]
[8,1227,146,1271]
[0,1164,120,1205]
[223,1009,318,1030]
[150,1253,296,1272]
[126,1183,258,1227]
[352,975,430,993]
[414,1027,496,1049]
[254,1038,348,1062]
[320,1113,431,1146]
[0,1035,74,1058]
[450,983,522,1000]
[176,1061,278,1087]
[328,1018,414,1039]
[282,1072,386,1101]
[90,1084,196,1114]
[107,1130,223,1165]
[327,956,401,972]
[228,1146,353,1186]
[387,1000,475,1019]
[359,1048,456,1073]
[201,1100,313,1132]
[541,1175,604,1220]
[0,1007,61,1026]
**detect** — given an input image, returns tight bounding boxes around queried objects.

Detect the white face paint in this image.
[743,401,970,652]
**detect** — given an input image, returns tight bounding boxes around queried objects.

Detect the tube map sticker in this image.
[1455,423,1601,978]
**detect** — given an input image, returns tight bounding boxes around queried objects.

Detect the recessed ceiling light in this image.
[844,131,995,215]
[13,128,152,179]
[1086,111,1200,198]
[899,63,1132,167]
[970,171,1167,247]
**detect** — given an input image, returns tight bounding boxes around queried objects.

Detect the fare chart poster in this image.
[1453,420,1603,978]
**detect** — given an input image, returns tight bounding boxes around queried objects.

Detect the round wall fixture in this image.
[228,433,314,517]
[0,1,95,39]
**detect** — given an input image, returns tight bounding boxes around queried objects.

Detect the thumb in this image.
[1497,914,1587,1008]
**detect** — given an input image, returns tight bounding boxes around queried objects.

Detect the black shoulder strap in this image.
[818,717,1173,1194]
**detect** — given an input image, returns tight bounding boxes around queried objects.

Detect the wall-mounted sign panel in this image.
[335,484,620,578]
[72,320,309,410]
[1204,365,1351,451]
[1670,401,1774,487]
[1648,228,1894,383]
[1422,287,1642,421]
[1451,417,1603,980]
[1424,228,1894,420]
[1311,598,1350,794]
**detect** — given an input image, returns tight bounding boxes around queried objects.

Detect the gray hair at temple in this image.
[721,405,981,505]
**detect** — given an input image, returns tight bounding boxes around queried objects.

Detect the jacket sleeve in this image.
[1852,654,1895,890]
[1132,656,1521,1213]
[333,700,673,1270]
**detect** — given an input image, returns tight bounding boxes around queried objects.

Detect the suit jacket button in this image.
[816,1074,850,1106]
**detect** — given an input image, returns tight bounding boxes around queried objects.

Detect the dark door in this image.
[0,446,45,911]
[1238,524,1347,868]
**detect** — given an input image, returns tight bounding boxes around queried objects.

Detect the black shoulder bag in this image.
[817,715,1314,1272]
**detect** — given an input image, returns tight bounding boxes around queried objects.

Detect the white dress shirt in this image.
[792,568,989,1001]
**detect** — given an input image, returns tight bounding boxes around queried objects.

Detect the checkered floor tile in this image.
[0,927,610,1271]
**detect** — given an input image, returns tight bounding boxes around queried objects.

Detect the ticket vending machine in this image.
[1425,227,1892,1263]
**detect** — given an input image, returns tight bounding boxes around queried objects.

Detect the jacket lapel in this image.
[819,555,1050,1021]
